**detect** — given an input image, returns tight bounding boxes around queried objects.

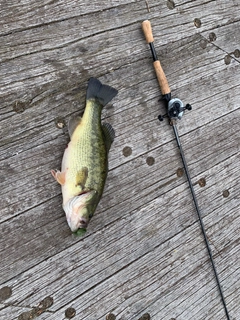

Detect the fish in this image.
[51,77,118,234]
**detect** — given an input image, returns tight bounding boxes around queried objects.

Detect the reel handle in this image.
[142,20,171,96]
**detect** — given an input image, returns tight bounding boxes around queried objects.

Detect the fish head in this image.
[63,191,97,232]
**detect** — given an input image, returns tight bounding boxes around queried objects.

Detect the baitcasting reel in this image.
[158,98,192,122]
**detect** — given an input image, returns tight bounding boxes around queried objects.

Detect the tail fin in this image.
[86,78,118,107]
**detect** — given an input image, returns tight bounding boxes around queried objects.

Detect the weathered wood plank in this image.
[0,305,33,320]
[1,0,240,105]
[1,0,240,319]
[1,106,239,282]
[0,0,135,36]
[1,32,239,222]
[1,147,239,318]
[1,22,239,160]
[2,174,239,319]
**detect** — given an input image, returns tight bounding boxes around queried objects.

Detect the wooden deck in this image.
[0,1,240,319]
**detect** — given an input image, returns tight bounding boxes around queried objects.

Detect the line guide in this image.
[141,20,230,320]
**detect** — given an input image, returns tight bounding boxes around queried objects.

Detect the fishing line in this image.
[141,20,230,320]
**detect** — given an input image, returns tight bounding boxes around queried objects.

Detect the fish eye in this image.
[89,213,94,219]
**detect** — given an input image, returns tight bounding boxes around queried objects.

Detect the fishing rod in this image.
[141,20,231,320]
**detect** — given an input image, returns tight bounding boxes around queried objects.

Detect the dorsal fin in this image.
[68,115,82,138]
[87,78,118,107]
[102,122,115,153]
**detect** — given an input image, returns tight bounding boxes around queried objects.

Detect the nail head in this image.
[106,313,116,320]
[122,146,132,157]
[65,307,76,318]
[146,156,155,166]
[198,178,206,187]
[222,190,230,198]
[0,286,12,301]
[176,168,184,177]
[209,32,217,42]
[224,55,231,65]
[167,0,175,10]
[194,18,202,28]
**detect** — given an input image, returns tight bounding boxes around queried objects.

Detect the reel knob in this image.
[185,104,192,110]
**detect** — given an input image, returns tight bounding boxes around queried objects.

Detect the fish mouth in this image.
[78,218,89,229]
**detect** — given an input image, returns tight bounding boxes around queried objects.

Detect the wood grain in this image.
[0,0,240,319]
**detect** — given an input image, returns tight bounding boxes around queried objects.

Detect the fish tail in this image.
[86,78,118,107]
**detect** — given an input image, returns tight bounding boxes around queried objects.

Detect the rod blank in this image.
[142,19,231,320]
[172,123,230,320]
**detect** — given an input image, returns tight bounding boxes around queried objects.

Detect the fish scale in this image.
[51,77,118,232]
[70,99,107,192]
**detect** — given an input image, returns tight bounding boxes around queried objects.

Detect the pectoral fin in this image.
[68,115,82,138]
[51,170,66,185]
[102,122,115,153]
[75,167,88,189]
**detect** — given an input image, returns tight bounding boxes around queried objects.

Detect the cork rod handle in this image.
[142,20,171,95]
[142,19,154,43]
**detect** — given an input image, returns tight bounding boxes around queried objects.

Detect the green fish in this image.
[51,78,118,233]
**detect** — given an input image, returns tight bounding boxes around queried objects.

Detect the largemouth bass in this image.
[51,78,118,234]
